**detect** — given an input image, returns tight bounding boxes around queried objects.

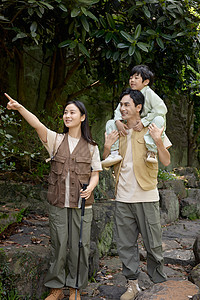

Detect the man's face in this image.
[129,73,149,91]
[120,94,139,121]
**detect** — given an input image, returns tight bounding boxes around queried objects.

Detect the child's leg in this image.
[101,119,122,168]
[144,116,165,153]
[106,119,119,152]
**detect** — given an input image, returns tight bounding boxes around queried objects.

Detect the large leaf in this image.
[143,6,151,18]
[78,43,90,57]
[86,10,98,21]
[128,45,135,56]
[80,15,90,32]
[137,42,149,52]
[58,4,68,12]
[134,49,142,64]
[120,31,134,43]
[134,24,141,40]
[156,37,164,49]
[71,8,80,17]
[30,21,37,33]
[113,51,120,61]
[105,32,113,43]
[146,29,156,35]
[106,13,115,29]
[117,43,129,49]
[78,0,100,4]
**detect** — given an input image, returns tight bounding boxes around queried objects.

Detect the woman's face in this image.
[63,103,85,129]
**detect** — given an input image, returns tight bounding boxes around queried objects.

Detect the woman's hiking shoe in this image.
[45,288,64,300]
[120,279,141,300]
[69,288,81,300]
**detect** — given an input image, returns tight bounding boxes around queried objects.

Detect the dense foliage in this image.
[0,0,200,172]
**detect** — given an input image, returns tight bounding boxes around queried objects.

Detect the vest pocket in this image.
[51,155,66,175]
[75,156,91,175]
[144,159,158,178]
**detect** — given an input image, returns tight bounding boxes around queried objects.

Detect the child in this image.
[5,93,102,300]
[101,65,167,168]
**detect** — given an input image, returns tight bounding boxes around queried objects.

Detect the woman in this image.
[5,93,102,300]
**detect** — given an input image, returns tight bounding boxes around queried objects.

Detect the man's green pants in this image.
[44,204,93,289]
[115,201,167,283]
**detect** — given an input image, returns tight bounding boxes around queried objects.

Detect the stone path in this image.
[1,216,200,299]
[64,219,200,299]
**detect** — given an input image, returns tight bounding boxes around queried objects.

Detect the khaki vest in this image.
[47,133,94,208]
[114,128,158,192]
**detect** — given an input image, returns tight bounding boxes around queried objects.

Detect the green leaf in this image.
[106,13,115,29]
[86,10,98,21]
[176,32,185,37]
[30,21,37,33]
[173,19,180,25]
[137,42,149,52]
[143,6,151,18]
[157,16,166,23]
[113,51,120,61]
[176,5,183,15]
[58,4,68,12]
[117,43,129,49]
[71,8,80,17]
[106,50,112,59]
[120,31,134,43]
[58,40,77,49]
[160,33,172,40]
[81,7,88,16]
[40,2,54,9]
[136,1,143,6]
[12,32,27,42]
[167,4,177,10]
[95,29,105,37]
[99,17,107,28]
[146,29,156,35]
[134,24,141,40]
[68,21,74,35]
[156,37,164,49]
[121,51,128,59]
[134,49,141,64]
[78,0,100,4]
[128,45,135,56]
[78,43,90,57]
[105,32,113,43]
[81,15,90,32]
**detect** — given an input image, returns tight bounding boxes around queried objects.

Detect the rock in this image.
[159,189,179,225]
[136,280,199,300]
[181,198,200,220]
[189,264,200,288]
[163,179,187,199]
[164,249,195,266]
[192,294,200,300]
[193,236,200,264]
[98,285,126,299]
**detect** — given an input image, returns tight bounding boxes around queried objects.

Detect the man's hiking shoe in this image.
[45,288,64,300]
[120,279,141,300]
[69,288,81,300]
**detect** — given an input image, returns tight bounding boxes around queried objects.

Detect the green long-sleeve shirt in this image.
[114,86,167,127]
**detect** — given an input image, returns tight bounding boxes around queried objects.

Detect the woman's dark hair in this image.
[119,88,145,114]
[130,64,154,87]
[63,100,97,146]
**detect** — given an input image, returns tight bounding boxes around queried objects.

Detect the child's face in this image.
[129,73,149,91]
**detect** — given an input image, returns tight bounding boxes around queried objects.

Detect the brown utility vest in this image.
[47,133,94,208]
[114,127,158,192]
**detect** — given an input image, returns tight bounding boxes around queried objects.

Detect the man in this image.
[103,88,171,300]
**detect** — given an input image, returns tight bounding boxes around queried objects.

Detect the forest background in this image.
[0,0,200,184]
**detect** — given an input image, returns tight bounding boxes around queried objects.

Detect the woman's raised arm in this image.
[5,93,47,143]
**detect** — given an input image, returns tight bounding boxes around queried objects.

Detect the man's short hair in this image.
[130,65,154,87]
[119,88,144,114]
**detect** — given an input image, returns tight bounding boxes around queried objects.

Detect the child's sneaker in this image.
[101,153,122,168]
[146,151,158,163]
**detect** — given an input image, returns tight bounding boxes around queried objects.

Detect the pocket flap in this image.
[76,156,91,164]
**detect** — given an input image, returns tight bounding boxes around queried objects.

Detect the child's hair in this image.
[130,65,154,87]
[119,88,144,114]
[63,100,97,146]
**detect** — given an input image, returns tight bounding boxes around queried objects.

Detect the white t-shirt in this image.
[116,129,171,203]
[42,129,102,207]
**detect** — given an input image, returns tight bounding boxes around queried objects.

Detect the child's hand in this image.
[149,123,164,142]
[104,130,119,147]
[133,120,144,132]
[115,120,128,136]
[80,186,92,200]
[5,93,22,110]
